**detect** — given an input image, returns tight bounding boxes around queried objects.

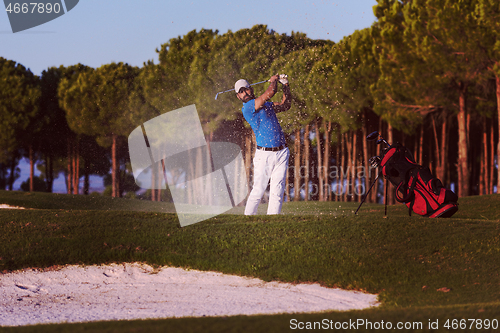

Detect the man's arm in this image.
[254,75,279,110]
[272,83,292,113]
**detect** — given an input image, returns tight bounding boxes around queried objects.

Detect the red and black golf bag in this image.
[380,143,458,218]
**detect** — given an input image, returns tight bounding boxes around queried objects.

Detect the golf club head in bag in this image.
[369,156,381,169]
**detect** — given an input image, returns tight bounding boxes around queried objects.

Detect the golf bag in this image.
[380,143,458,218]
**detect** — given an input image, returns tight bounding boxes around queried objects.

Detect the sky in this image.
[1,0,378,192]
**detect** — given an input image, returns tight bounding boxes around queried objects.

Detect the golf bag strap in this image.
[395,169,418,204]
[394,172,418,216]
[406,175,417,216]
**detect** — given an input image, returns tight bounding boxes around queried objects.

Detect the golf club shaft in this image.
[215,80,268,100]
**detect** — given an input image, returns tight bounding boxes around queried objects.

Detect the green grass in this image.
[1,190,500,332]
[0,190,176,212]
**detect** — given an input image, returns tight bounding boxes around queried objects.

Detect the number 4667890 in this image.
[5,2,61,14]
[444,319,498,330]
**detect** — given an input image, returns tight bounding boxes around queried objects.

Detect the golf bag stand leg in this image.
[355,169,382,215]
[384,178,389,216]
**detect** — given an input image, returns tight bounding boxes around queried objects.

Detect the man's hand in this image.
[273,75,292,113]
[279,74,288,85]
[269,74,280,83]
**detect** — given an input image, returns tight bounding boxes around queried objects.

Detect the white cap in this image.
[234,79,250,93]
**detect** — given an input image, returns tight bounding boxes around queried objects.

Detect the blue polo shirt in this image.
[242,99,286,148]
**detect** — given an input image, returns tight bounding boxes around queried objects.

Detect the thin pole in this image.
[355,170,382,215]
[384,178,388,216]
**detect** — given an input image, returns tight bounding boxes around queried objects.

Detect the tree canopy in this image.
[2,5,500,199]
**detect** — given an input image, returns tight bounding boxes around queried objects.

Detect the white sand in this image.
[0,204,25,209]
[0,263,379,327]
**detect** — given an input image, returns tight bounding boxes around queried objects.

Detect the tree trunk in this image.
[431,115,438,178]
[335,130,341,202]
[206,134,213,206]
[432,115,445,183]
[112,134,118,198]
[414,126,419,166]
[323,121,331,201]
[482,118,489,195]
[44,154,49,192]
[480,159,485,195]
[73,141,80,195]
[343,132,351,202]
[72,145,76,194]
[441,116,448,186]
[480,126,485,195]
[467,109,471,188]
[285,169,290,202]
[45,153,54,193]
[67,138,72,194]
[151,164,156,202]
[194,145,202,204]
[0,165,5,190]
[496,74,500,194]
[352,130,359,202]
[294,128,301,201]
[362,114,370,203]
[156,162,161,202]
[76,143,80,194]
[84,157,90,196]
[490,120,495,195]
[457,82,469,197]
[245,133,252,193]
[418,125,424,166]
[187,148,193,204]
[315,119,324,201]
[342,132,348,202]
[29,145,34,192]
[304,124,310,201]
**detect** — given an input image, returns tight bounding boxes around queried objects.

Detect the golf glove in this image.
[279,74,289,85]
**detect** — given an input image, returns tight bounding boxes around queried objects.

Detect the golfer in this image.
[235,74,292,215]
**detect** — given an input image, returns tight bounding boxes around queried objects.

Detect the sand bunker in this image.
[0,263,379,327]
[0,204,25,209]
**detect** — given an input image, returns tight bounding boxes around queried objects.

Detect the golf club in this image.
[376,138,391,147]
[369,156,381,169]
[214,80,268,100]
[367,131,391,148]
[366,131,380,141]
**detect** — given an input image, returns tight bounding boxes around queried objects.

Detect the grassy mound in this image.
[1,190,499,332]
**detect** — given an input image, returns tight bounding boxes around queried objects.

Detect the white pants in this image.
[245,147,290,215]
